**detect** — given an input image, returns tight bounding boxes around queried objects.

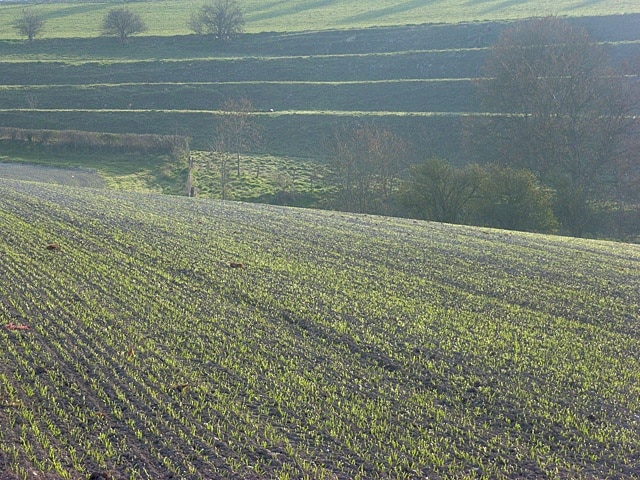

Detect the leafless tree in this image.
[470,16,639,236]
[188,0,245,43]
[13,9,45,42]
[216,98,261,177]
[326,122,406,214]
[102,8,147,45]
[210,137,232,200]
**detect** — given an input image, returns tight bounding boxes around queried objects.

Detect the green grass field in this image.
[0,17,637,158]
[1,0,640,39]
[0,1,639,163]
[0,178,639,479]
[188,151,334,206]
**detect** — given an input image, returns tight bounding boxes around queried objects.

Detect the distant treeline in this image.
[0,127,189,155]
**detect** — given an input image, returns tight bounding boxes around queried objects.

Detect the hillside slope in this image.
[0,14,638,156]
[1,179,639,479]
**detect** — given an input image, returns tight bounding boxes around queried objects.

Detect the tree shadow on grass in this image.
[569,0,608,7]
[336,0,438,25]
[248,0,342,23]
[246,0,295,16]
[42,3,107,21]
[475,0,537,15]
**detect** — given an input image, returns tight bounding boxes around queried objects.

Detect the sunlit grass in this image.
[0,0,639,39]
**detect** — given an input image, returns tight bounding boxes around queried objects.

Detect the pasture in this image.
[1,179,639,478]
[0,0,640,38]
[0,12,638,160]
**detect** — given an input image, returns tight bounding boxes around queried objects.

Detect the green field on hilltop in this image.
[0,179,639,479]
[0,0,639,39]
[0,14,637,157]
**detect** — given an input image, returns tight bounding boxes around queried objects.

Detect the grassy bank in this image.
[0,141,188,194]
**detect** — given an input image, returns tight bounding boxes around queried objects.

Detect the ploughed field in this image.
[1,178,639,479]
[0,14,639,155]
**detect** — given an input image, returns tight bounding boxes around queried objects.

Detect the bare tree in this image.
[327,122,406,214]
[216,98,261,177]
[102,8,147,45]
[470,16,639,236]
[13,9,45,42]
[188,0,245,43]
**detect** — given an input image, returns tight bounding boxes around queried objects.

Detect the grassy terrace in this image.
[1,178,639,479]
[0,80,478,112]
[0,1,639,155]
[1,4,640,478]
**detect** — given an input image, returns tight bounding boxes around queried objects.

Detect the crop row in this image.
[1,178,639,478]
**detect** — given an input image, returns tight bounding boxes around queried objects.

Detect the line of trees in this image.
[319,16,639,239]
[467,16,639,237]
[321,122,559,234]
[11,0,245,44]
